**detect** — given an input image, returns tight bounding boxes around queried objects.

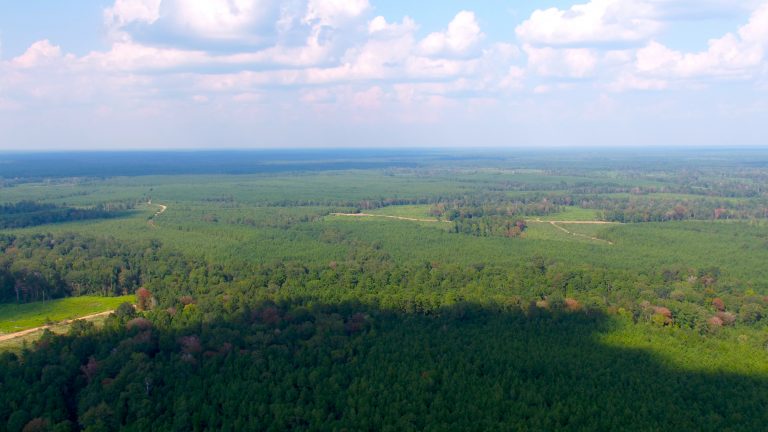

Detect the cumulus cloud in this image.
[304,0,370,27]
[26,1,507,117]
[11,40,70,69]
[419,11,484,57]
[512,0,768,92]
[524,45,598,78]
[105,0,369,53]
[161,0,280,41]
[516,0,661,47]
[3,0,768,131]
[633,2,768,79]
[516,0,760,48]
[105,0,161,28]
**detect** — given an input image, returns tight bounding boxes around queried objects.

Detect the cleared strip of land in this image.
[332,213,617,244]
[330,213,450,223]
[528,219,618,244]
[0,310,114,343]
[0,295,133,334]
[148,203,168,228]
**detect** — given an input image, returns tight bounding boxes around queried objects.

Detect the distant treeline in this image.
[0,201,132,229]
[584,198,768,222]
[0,151,422,178]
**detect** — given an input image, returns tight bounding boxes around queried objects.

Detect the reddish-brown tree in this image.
[136,287,152,311]
[715,311,736,326]
[712,297,726,312]
[81,356,99,383]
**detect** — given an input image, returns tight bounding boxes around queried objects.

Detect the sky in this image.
[0,0,767,150]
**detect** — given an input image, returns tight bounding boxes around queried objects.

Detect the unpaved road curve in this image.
[330,213,450,223]
[529,219,617,245]
[0,310,115,343]
[148,203,167,228]
[331,213,615,244]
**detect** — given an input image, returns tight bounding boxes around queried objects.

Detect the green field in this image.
[368,204,438,220]
[0,296,133,334]
[538,206,602,221]
[0,314,113,353]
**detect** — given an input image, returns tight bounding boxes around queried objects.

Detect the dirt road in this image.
[148,203,167,228]
[529,219,617,245]
[330,213,450,223]
[330,213,615,244]
[0,310,115,343]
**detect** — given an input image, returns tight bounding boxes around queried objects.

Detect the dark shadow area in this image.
[0,150,426,179]
[0,201,136,229]
[3,148,768,180]
[1,301,767,431]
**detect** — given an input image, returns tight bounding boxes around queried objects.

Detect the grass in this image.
[556,222,613,238]
[0,295,133,334]
[538,206,602,221]
[5,170,768,285]
[368,205,438,220]
[598,318,768,376]
[0,314,113,353]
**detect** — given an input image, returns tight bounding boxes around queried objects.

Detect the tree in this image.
[136,287,153,311]
[115,302,136,321]
[739,303,763,324]
[712,298,725,312]
[21,418,49,432]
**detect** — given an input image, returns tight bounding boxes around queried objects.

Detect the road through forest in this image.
[148,203,167,227]
[330,213,617,244]
[0,310,115,343]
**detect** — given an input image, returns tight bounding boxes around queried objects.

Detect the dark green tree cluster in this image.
[0,233,158,303]
[0,201,132,229]
[3,298,768,431]
[589,198,768,222]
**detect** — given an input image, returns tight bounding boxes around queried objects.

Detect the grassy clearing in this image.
[599,319,768,376]
[0,314,112,353]
[0,295,133,334]
[524,221,611,244]
[556,223,612,238]
[368,205,437,220]
[538,206,602,221]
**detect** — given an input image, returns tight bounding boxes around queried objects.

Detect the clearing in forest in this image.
[0,295,133,335]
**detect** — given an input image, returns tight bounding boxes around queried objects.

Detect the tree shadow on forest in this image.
[4,301,768,431]
[0,208,139,230]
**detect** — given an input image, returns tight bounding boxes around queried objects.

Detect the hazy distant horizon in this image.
[4,145,768,154]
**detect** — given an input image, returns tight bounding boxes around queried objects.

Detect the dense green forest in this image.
[0,202,131,229]
[2,150,768,431]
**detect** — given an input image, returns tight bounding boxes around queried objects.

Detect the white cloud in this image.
[105,0,161,28]
[419,11,484,57]
[304,0,370,27]
[516,0,661,47]
[351,85,385,109]
[634,3,768,79]
[608,72,668,91]
[11,40,70,69]
[368,15,416,37]
[524,45,598,78]
[6,0,767,136]
[739,1,768,43]
[161,0,279,41]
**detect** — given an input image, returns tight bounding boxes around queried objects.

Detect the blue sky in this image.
[0,0,767,149]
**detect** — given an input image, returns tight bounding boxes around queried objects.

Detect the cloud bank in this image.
[1,0,768,148]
